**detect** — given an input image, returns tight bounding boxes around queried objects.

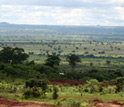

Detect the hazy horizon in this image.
[1,21,124,27]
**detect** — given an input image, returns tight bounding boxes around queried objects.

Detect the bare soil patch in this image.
[0,96,63,107]
[91,99,124,107]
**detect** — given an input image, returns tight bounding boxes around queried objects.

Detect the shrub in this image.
[23,88,33,99]
[101,86,116,94]
[68,100,81,107]
[23,87,41,99]
[115,77,124,92]
[25,79,49,97]
[52,86,59,99]
[78,85,83,96]
[84,79,100,93]
[34,65,55,74]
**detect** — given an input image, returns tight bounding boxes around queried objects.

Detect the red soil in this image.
[0,96,63,107]
[50,79,87,86]
[91,99,124,107]
[1,96,124,107]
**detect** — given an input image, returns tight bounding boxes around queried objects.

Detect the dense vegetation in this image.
[0,46,124,82]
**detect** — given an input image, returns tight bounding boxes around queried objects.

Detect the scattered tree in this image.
[115,77,124,92]
[106,60,111,65]
[0,47,29,64]
[25,79,49,97]
[66,54,81,70]
[45,55,61,68]
[52,86,59,99]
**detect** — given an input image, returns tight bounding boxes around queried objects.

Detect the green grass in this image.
[1,91,124,106]
[1,40,124,70]
[1,84,124,106]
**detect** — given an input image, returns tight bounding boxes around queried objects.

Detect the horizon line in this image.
[0,22,124,27]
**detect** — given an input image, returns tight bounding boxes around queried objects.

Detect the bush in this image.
[23,88,33,99]
[34,65,55,74]
[101,86,116,94]
[52,86,59,99]
[25,78,49,97]
[84,79,100,93]
[68,100,81,107]
[2,64,42,79]
[23,87,41,99]
[0,81,7,90]
[8,85,17,93]
[115,77,124,92]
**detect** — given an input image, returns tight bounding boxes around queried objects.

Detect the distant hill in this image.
[0,22,10,25]
[0,22,124,41]
[0,22,124,34]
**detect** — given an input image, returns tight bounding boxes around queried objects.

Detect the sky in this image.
[0,0,124,26]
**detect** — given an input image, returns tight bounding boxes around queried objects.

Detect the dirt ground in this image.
[0,96,63,107]
[1,96,124,107]
[91,99,124,107]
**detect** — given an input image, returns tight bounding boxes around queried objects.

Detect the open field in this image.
[0,41,124,71]
[1,81,124,107]
[0,24,124,70]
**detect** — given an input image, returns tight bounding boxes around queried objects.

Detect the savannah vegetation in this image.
[0,23,124,106]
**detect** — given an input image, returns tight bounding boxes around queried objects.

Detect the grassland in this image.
[0,24,124,106]
[0,40,124,71]
[1,82,124,107]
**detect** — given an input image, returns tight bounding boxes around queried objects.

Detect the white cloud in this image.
[0,0,123,7]
[78,0,124,4]
[114,7,124,20]
[0,2,124,26]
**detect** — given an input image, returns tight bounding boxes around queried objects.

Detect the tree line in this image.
[0,46,81,70]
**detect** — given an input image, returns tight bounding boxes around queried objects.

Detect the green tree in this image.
[0,47,13,63]
[106,60,111,65]
[34,65,55,74]
[25,79,49,97]
[78,85,83,96]
[84,79,100,93]
[115,77,124,92]
[66,54,81,70]
[45,55,61,68]
[12,47,29,64]
[0,47,29,64]
[52,86,59,99]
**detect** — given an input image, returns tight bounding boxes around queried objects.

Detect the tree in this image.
[78,85,83,96]
[0,47,29,64]
[52,85,59,99]
[12,47,29,64]
[45,55,61,68]
[66,54,81,70]
[106,60,111,65]
[25,79,49,97]
[115,77,124,92]
[0,47,13,63]
[35,65,55,74]
[84,79,100,93]
[90,63,93,67]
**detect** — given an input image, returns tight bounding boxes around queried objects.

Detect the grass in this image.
[1,84,124,106]
[1,91,124,106]
[1,40,124,70]
[0,40,124,105]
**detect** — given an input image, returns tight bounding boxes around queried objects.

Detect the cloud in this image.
[0,0,123,8]
[0,0,124,26]
[0,5,124,26]
[114,7,124,20]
